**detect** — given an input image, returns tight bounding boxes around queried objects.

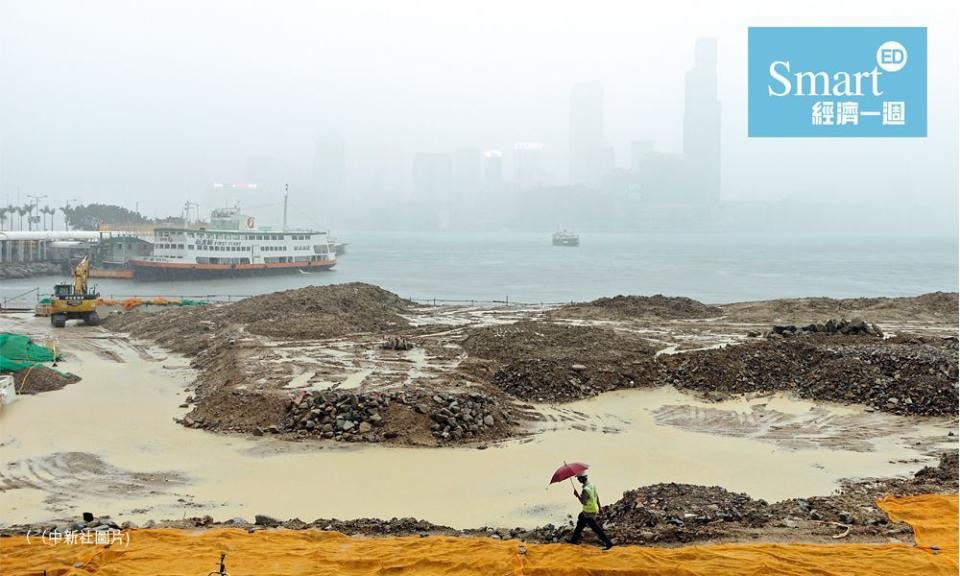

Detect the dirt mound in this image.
[549,452,958,546]
[478,329,957,415]
[554,294,723,321]
[462,321,657,363]
[661,336,958,416]
[12,366,81,394]
[461,321,659,402]
[105,283,412,351]
[601,483,770,544]
[723,292,959,324]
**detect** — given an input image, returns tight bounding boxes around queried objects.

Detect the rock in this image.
[358,421,373,434]
[483,415,495,427]
[255,515,281,527]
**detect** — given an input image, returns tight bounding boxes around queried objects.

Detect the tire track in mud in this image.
[0,452,187,503]
[651,403,957,452]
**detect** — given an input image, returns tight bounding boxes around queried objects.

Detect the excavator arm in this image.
[73,256,90,295]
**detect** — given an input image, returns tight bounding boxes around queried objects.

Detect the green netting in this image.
[0,333,57,372]
[39,297,52,304]
[179,299,210,306]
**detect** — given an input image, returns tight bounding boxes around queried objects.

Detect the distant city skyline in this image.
[0,0,955,235]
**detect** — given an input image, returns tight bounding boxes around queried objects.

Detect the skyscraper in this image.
[454,147,483,208]
[483,149,504,190]
[629,140,654,173]
[412,152,453,204]
[569,81,604,186]
[513,142,544,187]
[683,38,721,204]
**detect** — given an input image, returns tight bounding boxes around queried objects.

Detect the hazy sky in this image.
[0,0,957,219]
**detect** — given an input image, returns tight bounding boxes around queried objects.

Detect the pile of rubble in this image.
[660,335,958,416]
[278,389,518,445]
[600,483,772,544]
[461,321,657,402]
[762,318,883,338]
[478,330,957,416]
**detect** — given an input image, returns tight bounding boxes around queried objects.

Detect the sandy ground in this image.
[1,311,956,530]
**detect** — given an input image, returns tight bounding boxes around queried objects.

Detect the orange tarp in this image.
[2,494,957,576]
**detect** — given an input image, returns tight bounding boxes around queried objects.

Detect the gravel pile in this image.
[662,336,958,416]
[766,317,883,338]
[483,332,957,416]
[279,388,516,445]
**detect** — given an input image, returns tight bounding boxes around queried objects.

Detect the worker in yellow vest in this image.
[567,473,614,549]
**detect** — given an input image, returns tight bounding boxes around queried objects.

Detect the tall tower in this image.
[412,153,453,204]
[683,38,721,204]
[454,147,483,209]
[513,142,544,187]
[483,150,504,190]
[569,82,604,186]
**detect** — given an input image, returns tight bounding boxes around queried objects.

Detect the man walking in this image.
[567,473,614,549]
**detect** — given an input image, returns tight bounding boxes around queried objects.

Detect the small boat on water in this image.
[552,229,580,247]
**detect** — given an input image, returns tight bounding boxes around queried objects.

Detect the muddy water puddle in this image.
[0,315,956,529]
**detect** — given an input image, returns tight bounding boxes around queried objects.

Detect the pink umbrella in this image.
[550,461,589,485]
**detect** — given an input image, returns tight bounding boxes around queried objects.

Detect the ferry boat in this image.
[552,229,580,247]
[128,207,336,281]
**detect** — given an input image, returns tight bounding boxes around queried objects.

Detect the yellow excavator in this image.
[50,256,100,328]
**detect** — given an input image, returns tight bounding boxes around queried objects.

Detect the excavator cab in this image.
[50,257,100,328]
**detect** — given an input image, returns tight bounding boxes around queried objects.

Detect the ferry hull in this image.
[90,267,135,279]
[129,259,336,281]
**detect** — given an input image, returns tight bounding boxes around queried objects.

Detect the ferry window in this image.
[178,244,184,249]
[188,245,194,250]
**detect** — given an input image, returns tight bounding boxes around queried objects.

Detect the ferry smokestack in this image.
[282,183,288,232]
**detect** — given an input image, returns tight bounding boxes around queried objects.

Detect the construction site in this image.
[1,282,957,575]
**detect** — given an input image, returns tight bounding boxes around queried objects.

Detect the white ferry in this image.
[128,207,336,281]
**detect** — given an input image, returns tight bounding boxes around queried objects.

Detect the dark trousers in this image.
[569,512,612,546]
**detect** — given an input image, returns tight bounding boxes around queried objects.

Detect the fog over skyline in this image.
[0,0,957,233]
